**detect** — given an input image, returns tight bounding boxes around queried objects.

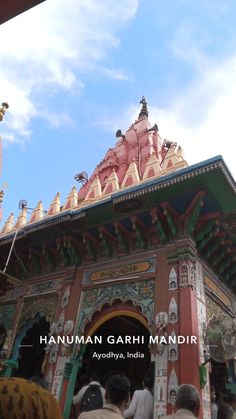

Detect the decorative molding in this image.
[167,246,196,263]
[113,161,224,204]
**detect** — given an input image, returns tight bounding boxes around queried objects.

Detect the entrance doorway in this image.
[15,316,50,379]
[79,315,151,392]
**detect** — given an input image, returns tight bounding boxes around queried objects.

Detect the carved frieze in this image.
[16,294,58,333]
[77,279,155,334]
[205,295,231,320]
[26,279,63,296]
[204,275,232,309]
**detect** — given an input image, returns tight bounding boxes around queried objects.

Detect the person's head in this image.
[80,374,90,386]
[143,374,154,391]
[175,384,201,417]
[90,371,101,382]
[105,374,130,412]
[217,405,233,419]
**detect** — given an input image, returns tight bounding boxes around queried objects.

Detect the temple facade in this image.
[0,98,236,419]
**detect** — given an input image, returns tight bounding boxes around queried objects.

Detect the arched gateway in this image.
[61,281,155,418]
[79,300,152,390]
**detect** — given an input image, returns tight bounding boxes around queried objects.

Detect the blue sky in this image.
[1,0,236,224]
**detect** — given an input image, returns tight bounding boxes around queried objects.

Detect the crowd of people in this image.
[72,371,236,419]
[72,370,154,419]
[72,370,200,419]
[0,370,236,419]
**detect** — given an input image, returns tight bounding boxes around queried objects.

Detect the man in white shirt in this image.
[123,374,154,419]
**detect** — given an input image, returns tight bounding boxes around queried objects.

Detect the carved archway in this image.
[84,299,149,337]
[75,298,152,392]
[14,314,50,378]
[76,280,154,338]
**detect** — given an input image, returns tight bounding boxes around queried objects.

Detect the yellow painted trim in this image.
[86,309,148,337]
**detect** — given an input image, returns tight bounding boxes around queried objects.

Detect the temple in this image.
[0,98,236,419]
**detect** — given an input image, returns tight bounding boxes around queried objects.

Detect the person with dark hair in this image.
[78,373,130,419]
[73,371,105,412]
[217,405,233,419]
[123,374,154,419]
[162,384,201,418]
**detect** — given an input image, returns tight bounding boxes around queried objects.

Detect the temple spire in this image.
[138,96,149,119]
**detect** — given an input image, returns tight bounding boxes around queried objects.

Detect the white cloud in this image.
[108,17,236,179]
[98,49,236,179]
[147,54,236,178]
[0,0,139,142]
[99,67,132,81]
[169,23,210,73]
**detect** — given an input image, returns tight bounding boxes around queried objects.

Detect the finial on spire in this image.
[138,96,148,119]
[0,190,4,204]
[0,102,9,122]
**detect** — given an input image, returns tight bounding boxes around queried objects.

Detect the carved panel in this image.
[204,275,232,308]
[205,295,231,321]
[77,279,154,333]
[26,279,63,296]
[84,257,156,284]
[17,294,58,333]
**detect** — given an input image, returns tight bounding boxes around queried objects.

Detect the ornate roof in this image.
[0,98,188,234]
[1,99,236,295]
